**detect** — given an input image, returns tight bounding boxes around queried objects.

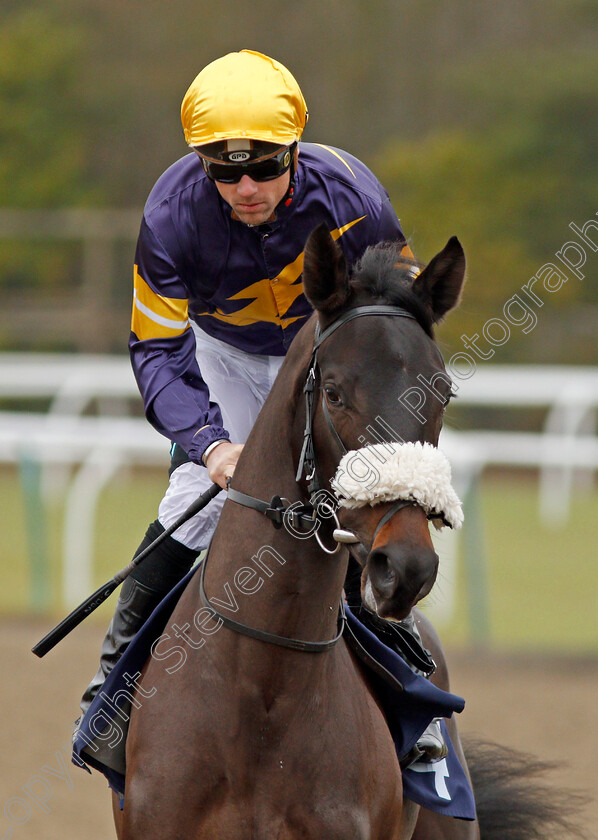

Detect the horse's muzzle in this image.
[364,542,439,620]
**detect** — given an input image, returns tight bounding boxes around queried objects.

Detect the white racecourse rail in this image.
[0,354,597,624]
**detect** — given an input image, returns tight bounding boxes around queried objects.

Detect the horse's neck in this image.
[202,347,347,650]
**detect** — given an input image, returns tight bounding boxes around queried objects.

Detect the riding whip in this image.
[31,482,223,658]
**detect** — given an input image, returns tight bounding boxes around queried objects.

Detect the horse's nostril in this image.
[369,550,398,598]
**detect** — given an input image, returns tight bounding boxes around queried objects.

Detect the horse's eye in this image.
[443,390,457,409]
[324,386,343,406]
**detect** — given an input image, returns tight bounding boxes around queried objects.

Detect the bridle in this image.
[295,305,418,496]
[200,305,424,652]
[221,305,423,551]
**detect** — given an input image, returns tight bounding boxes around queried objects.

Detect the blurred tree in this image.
[0,6,104,301]
[376,49,598,362]
[0,5,102,206]
[0,0,596,359]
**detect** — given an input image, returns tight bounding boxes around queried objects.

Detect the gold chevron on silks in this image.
[131,266,191,340]
[131,220,415,339]
[197,216,369,330]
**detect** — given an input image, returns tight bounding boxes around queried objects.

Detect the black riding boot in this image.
[77,520,199,723]
[344,555,448,765]
[78,576,164,720]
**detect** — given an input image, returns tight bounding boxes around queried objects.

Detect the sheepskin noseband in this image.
[330,441,463,530]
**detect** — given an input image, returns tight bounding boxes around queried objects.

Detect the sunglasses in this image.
[198,145,294,184]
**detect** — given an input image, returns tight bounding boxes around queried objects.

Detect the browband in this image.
[313,305,416,352]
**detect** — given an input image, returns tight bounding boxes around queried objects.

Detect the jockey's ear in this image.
[412,236,466,323]
[303,223,350,317]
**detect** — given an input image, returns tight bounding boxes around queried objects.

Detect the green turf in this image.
[2,466,596,652]
[421,474,598,652]
[0,464,165,623]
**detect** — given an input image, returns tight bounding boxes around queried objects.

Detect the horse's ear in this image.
[412,236,466,323]
[303,223,350,316]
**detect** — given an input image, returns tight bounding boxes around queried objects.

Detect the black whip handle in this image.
[31,482,222,658]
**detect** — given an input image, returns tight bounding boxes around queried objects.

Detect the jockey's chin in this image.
[215,170,291,227]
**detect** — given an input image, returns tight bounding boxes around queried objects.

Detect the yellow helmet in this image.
[181,50,308,148]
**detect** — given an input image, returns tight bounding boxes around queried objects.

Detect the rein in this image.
[198,555,346,653]
[199,304,422,654]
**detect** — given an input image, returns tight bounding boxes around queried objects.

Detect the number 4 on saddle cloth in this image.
[72,565,476,820]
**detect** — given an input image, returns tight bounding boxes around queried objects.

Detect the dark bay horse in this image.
[118,225,473,839]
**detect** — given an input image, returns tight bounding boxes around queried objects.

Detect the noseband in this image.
[227,305,422,554]
[200,305,435,654]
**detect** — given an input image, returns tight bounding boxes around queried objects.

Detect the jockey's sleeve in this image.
[129,219,229,465]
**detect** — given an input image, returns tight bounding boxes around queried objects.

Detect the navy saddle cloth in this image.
[73,566,476,820]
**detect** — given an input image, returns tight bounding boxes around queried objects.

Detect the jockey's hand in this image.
[205,441,244,489]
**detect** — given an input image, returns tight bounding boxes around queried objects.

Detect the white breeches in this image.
[157,323,285,550]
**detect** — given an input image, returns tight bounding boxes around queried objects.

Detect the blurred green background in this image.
[1,0,597,358]
[3,465,598,652]
[0,0,596,652]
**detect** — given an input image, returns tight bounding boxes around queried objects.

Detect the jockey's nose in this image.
[236,175,259,196]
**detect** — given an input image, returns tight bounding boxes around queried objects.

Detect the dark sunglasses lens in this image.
[203,162,241,183]
[204,148,292,183]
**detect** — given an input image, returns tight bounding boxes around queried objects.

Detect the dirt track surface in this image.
[2,619,596,839]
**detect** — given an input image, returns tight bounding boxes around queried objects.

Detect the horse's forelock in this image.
[349,243,434,337]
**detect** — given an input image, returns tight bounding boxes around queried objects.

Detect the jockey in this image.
[77,49,445,763]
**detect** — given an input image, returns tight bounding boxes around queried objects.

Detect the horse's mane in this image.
[348,242,434,337]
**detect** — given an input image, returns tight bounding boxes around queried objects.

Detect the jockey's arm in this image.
[130,219,231,466]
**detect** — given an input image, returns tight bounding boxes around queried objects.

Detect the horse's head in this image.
[300,223,465,621]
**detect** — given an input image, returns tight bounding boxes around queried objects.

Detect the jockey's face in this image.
[216,171,290,225]
[215,147,299,226]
